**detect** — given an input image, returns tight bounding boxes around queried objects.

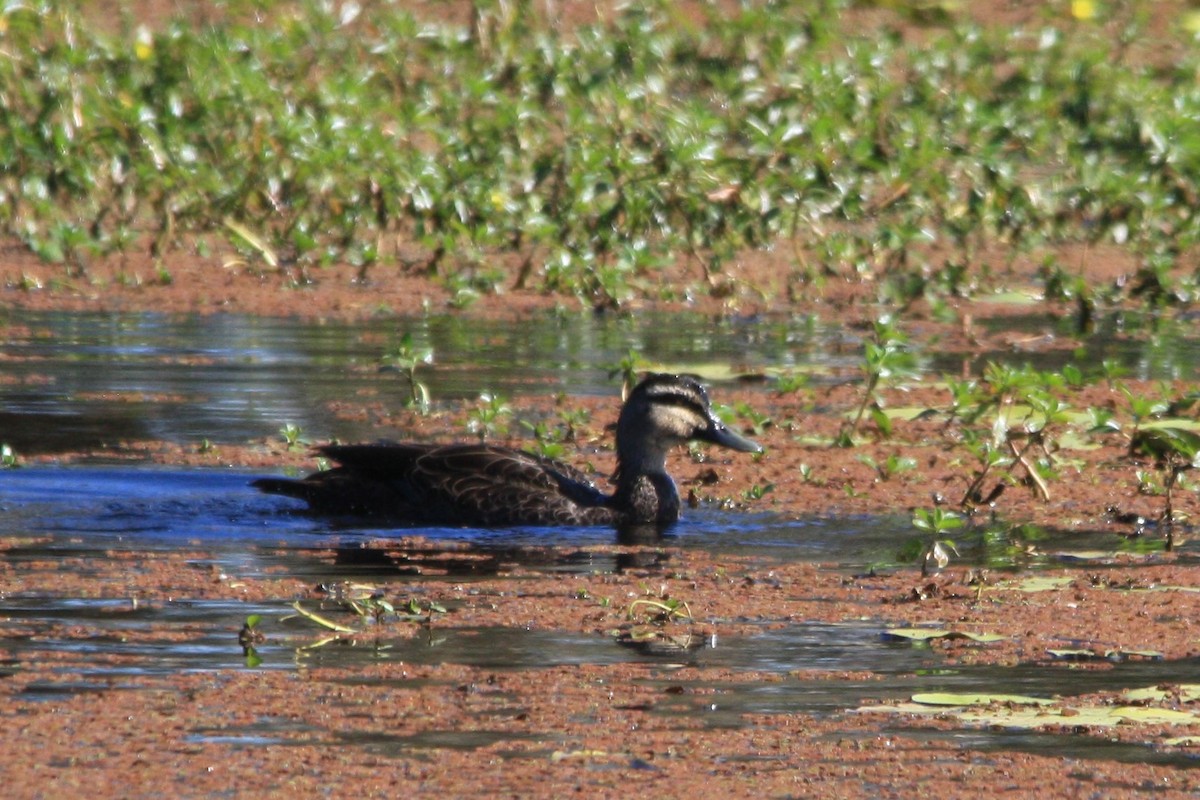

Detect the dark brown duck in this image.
[252,373,761,527]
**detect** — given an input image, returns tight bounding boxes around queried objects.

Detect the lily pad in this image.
[861,695,1200,730]
[1163,736,1200,747]
[1046,648,1097,661]
[983,290,1043,305]
[910,692,1052,707]
[1047,648,1164,662]
[1122,684,1200,704]
[1050,551,1147,563]
[992,576,1074,592]
[881,628,1006,644]
[1110,648,1165,661]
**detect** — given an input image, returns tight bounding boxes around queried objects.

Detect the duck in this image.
[252,373,761,527]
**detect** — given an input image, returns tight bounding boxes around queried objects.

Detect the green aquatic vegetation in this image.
[730,401,772,437]
[289,584,447,651]
[910,506,963,576]
[1120,382,1172,430]
[520,420,567,460]
[238,614,264,646]
[1128,425,1200,538]
[609,350,646,399]
[397,598,448,623]
[626,596,693,626]
[741,483,774,502]
[381,332,433,415]
[865,686,1200,732]
[907,521,1050,573]
[238,614,265,667]
[466,392,512,441]
[554,407,591,442]
[798,463,823,486]
[837,316,921,447]
[941,363,1070,508]
[857,453,917,481]
[289,600,356,634]
[1086,382,1199,536]
[278,423,307,452]
[1046,647,1164,662]
[6,1,1200,309]
[774,371,810,395]
[520,402,591,453]
[881,629,1006,645]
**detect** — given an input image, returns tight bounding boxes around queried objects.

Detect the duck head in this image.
[616,373,762,471]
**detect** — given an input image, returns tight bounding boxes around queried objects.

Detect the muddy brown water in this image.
[5,466,1200,733]
[6,307,1200,790]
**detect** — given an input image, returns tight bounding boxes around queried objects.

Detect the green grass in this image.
[5,0,1200,306]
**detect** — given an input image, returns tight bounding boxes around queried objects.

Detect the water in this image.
[4,306,1200,765]
[0,308,816,453]
[4,307,1199,454]
[2,465,1195,764]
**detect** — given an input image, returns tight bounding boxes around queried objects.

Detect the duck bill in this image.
[701,421,762,454]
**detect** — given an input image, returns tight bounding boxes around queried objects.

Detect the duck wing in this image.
[396,443,616,526]
[257,442,616,526]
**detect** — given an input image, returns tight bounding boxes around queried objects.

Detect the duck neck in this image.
[612,447,680,524]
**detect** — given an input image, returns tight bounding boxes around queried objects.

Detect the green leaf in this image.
[869,404,893,436]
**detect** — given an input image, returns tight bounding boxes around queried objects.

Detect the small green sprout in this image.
[912,507,964,576]
[742,483,775,501]
[381,332,434,414]
[467,392,512,441]
[238,614,265,667]
[839,315,921,446]
[279,423,307,451]
[1128,426,1200,546]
